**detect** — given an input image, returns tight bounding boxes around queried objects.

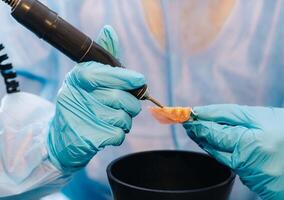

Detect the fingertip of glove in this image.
[102,25,117,39]
[131,103,142,117]
[97,25,119,59]
[130,72,146,87]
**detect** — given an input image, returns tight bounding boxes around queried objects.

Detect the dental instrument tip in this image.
[145,96,164,108]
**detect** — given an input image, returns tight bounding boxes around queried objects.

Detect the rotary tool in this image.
[2,0,164,108]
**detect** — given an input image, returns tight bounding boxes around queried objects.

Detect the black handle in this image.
[11,0,147,99]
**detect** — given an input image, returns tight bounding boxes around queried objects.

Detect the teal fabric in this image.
[184,105,284,200]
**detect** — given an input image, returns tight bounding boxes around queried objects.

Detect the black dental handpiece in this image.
[2,0,164,107]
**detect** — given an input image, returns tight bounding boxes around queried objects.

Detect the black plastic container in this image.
[107,150,235,200]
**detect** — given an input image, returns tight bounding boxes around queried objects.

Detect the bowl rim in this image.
[106,150,236,194]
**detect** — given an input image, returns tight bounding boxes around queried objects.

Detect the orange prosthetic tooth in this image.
[149,107,192,124]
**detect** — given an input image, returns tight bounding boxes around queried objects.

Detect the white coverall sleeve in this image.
[0,92,71,199]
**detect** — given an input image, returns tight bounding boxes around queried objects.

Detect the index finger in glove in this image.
[92,88,142,117]
[69,62,146,92]
[193,104,256,127]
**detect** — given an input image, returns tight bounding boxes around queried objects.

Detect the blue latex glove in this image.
[183,104,284,200]
[47,25,145,171]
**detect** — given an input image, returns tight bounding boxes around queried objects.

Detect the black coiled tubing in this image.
[2,0,18,8]
[0,44,20,93]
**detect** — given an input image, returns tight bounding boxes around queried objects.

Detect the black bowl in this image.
[107,150,235,200]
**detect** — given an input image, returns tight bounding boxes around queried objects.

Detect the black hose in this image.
[2,0,18,8]
[0,44,20,94]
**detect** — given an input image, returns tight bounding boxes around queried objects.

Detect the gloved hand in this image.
[47,25,145,171]
[183,104,284,200]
